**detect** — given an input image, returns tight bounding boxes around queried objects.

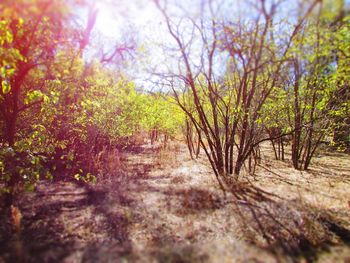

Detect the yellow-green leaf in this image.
[1,80,11,94]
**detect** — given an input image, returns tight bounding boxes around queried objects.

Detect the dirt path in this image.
[1,142,350,262]
[84,144,277,262]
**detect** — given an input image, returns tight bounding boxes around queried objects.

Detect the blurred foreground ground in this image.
[1,142,350,263]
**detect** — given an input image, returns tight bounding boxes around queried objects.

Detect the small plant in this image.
[74,170,96,184]
[0,147,51,199]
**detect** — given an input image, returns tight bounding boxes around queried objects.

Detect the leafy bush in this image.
[0,147,51,194]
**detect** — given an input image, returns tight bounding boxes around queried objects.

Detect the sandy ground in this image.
[0,142,349,263]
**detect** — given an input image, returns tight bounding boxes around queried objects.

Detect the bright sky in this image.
[90,0,172,89]
[94,0,157,39]
[88,0,350,90]
[93,0,350,37]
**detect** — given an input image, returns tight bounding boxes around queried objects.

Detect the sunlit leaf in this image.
[1,80,10,94]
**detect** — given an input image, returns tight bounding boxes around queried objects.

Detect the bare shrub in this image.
[93,147,125,180]
[155,146,180,168]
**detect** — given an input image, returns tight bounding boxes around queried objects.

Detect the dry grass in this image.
[232,143,350,262]
[0,141,349,262]
[93,147,126,179]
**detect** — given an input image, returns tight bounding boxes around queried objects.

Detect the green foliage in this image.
[258,86,289,131]
[0,19,24,99]
[74,170,96,184]
[0,147,52,193]
[79,62,184,144]
[141,94,185,136]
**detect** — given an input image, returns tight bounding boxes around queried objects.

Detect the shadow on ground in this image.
[0,181,134,263]
[1,144,350,263]
[230,184,350,262]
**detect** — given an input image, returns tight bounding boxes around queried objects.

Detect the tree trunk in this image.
[271,139,278,160]
[195,135,201,158]
[7,114,17,146]
[280,138,285,161]
[234,164,242,180]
